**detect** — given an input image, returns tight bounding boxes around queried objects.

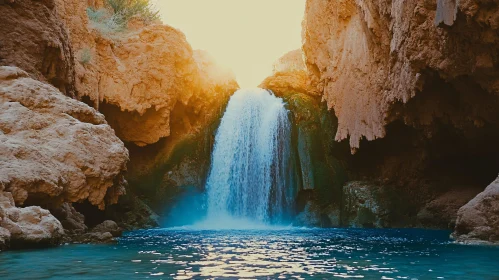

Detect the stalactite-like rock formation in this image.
[302,0,499,239]
[302,0,499,152]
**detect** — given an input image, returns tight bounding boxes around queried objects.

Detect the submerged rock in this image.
[453,176,499,244]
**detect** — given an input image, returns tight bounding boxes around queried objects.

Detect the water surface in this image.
[1,228,498,279]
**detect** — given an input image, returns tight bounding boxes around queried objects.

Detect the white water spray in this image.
[202,88,293,227]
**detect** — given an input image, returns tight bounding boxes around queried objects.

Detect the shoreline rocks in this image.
[453,176,499,244]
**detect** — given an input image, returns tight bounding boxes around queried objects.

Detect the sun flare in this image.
[156,0,306,88]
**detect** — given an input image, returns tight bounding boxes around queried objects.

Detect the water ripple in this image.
[1,228,499,279]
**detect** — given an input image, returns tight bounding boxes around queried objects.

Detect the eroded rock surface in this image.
[0,0,75,96]
[303,0,499,151]
[55,0,230,147]
[0,66,129,210]
[453,176,499,244]
[0,190,64,249]
[125,51,238,217]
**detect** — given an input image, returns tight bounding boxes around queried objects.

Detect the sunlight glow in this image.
[156,0,306,88]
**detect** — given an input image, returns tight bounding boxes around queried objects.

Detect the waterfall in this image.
[204,88,293,227]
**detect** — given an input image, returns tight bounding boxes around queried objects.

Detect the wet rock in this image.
[69,232,114,244]
[91,220,122,237]
[453,176,499,244]
[0,226,11,250]
[104,193,159,230]
[261,50,348,217]
[293,202,321,227]
[341,182,390,228]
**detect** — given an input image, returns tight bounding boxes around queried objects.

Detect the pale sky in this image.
[156,0,306,88]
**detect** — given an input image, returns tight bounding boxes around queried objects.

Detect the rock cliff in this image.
[125,51,238,223]
[52,0,238,228]
[301,0,499,238]
[0,0,76,96]
[303,0,499,151]
[261,50,348,227]
[55,0,218,147]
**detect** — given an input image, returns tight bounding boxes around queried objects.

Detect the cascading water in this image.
[202,88,294,227]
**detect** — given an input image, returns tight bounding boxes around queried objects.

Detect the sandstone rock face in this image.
[55,0,232,147]
[261,49,318,96]
[0,190,64,248]
[0,66,129,210]
[453,176,499,244]
[0,0,75,96]
[125,52,239,216]
[303,0,499,151]
[54,0,238,228]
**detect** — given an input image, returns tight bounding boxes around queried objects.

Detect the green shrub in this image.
[105,0,160,25]
[79,48,92,65]
[86,7,125,35]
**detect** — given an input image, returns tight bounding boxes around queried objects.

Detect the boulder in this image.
[453,176,499,244]
[0,191,64,248]
[91,220,122,237]
[0,66,129,210]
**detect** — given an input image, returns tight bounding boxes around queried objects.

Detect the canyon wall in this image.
[302,0,499,241]
[303,0,499,151]
[0,0,76,96]
[53,0,238,228]
[0,0,238,247]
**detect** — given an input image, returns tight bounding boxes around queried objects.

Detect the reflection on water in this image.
[1,228,499,279]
